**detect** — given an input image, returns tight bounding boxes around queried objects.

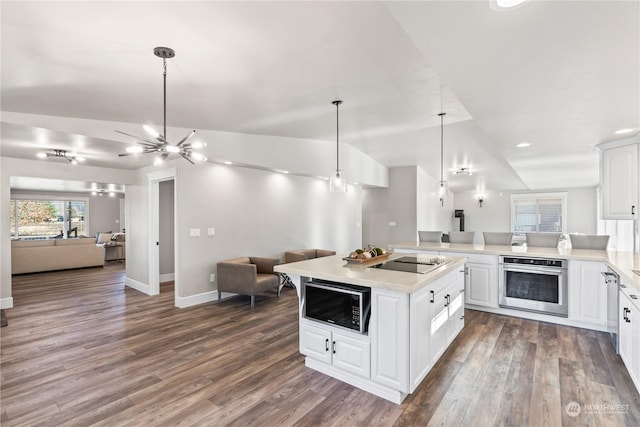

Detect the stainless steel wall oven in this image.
[499,256,568,317]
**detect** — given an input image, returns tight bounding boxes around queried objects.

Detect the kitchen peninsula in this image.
[275,253,466,404]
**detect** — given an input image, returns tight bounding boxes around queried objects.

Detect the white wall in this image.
[452,187,598,243]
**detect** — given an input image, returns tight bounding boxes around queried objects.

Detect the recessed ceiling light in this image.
[36,152,47,159]
[494,0,528,8]
[224,161,232,165]
[614,128,634,135]
[516,142,531,148]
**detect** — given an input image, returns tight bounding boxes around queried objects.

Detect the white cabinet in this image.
[619,285,640,394]
[601,140,638,220]
[409,267,465,392]
[371,289,409,391]
[568,260,608,330]
[300,321,370,379]
[448,252,498,308]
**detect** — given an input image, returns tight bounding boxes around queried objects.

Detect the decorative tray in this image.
[342,253,390,264]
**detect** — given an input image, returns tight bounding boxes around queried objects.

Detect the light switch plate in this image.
[208,228,215,236]
[190,228,200,237]
[389,221,396,227]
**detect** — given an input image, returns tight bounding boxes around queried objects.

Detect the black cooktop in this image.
[369,256,449,274]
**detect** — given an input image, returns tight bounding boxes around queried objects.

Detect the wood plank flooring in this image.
[2,264,639,426]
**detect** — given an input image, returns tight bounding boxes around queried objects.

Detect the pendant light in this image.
[117,47,207,165]
[437,112,449,206]
[329,100,347,192]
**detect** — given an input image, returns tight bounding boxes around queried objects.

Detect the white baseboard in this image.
[125,276,151,295]
[160,273,175,283]
[0,297,14,309]
[175,290,218,308]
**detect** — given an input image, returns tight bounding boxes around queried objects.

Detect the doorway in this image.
[147,168,178,302]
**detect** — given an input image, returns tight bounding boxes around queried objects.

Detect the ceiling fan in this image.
[117,47,207,166]
[37,149,85,164]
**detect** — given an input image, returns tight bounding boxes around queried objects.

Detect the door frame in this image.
[148,168,177,301]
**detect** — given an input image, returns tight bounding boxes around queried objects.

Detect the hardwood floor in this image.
[2,264,639,426]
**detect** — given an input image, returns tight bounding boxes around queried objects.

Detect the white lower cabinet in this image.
[371,288,409,391]
[568,260,608,330]
[299,265,465,403]
[410,267,465,392]
[619,285,640,394]
[447,252,498,308]
[300,322,370,379]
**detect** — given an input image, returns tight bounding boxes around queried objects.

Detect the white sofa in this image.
[11,238,105,274]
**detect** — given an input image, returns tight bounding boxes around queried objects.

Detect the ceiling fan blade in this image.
[176,130,196,147]
[115,130,161,146]
[180,152,195,165]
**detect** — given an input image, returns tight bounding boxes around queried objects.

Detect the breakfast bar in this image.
[275,253,466,404]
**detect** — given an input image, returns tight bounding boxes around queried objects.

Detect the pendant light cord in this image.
[439,112,445,182]
[163,58,167,141]
[333,100,342,174]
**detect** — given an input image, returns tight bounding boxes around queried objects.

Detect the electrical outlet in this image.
[210,273,216,282]
[208,228,215,236]
[190,228,200,237]
[389,221,396,227]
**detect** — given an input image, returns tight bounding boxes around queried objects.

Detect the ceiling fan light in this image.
[191,152,207,162]
[143,124,160,138]
[36,152,47,159]
[126,145,144,153]
[165,145,180,153]
[75,156,86,162]
[192,141,207,149]
[153,157,164,166]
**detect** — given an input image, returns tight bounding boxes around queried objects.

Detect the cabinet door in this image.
[410,288,433,391]
[465,262,496,307]
[332,332,370,379]
[568,261,607,328]
[621,288,640,392]
[429,288,448,364]
[300,322,332,364]
[631,300,640,392]
[602,143,638,220]
[446,270,466,344]
[371,289,409,392]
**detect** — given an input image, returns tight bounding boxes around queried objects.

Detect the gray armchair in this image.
[284,249,336,263]
[217,257,281,308]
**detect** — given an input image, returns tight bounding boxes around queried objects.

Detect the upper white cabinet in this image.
[600,139,639,220]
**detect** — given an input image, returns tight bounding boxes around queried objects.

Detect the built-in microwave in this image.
[304,279,371,334]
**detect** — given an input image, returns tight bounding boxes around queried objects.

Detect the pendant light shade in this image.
[437,112,448,206]
[329,100,347,192]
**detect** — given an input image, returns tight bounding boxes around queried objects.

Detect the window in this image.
[10,198,87,239]
[510,192,567,234]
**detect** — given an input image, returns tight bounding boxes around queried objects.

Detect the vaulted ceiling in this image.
[2,1,638,193]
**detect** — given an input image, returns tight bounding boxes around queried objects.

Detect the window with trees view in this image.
[10,199,87,239]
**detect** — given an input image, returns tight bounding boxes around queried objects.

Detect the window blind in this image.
[511,193,567,233]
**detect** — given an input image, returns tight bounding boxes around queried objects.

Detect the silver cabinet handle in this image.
[430,290,435,303]
[332,340,336,354]
[325,338,329,352]
[632,205,636,215]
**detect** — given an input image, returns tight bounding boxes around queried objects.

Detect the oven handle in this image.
[500,264,566,275]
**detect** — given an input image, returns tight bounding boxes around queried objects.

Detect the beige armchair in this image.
[284,249,336,263]
[217,257,281,308]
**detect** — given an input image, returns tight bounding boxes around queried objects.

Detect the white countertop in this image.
[275,253,466,294]
[390,242,640,293]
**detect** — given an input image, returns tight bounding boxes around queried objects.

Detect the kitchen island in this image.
[275,253,466,404]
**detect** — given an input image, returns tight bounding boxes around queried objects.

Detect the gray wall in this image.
[452,187,598,243]
[363,166,456,250]
[159,180,175,276]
